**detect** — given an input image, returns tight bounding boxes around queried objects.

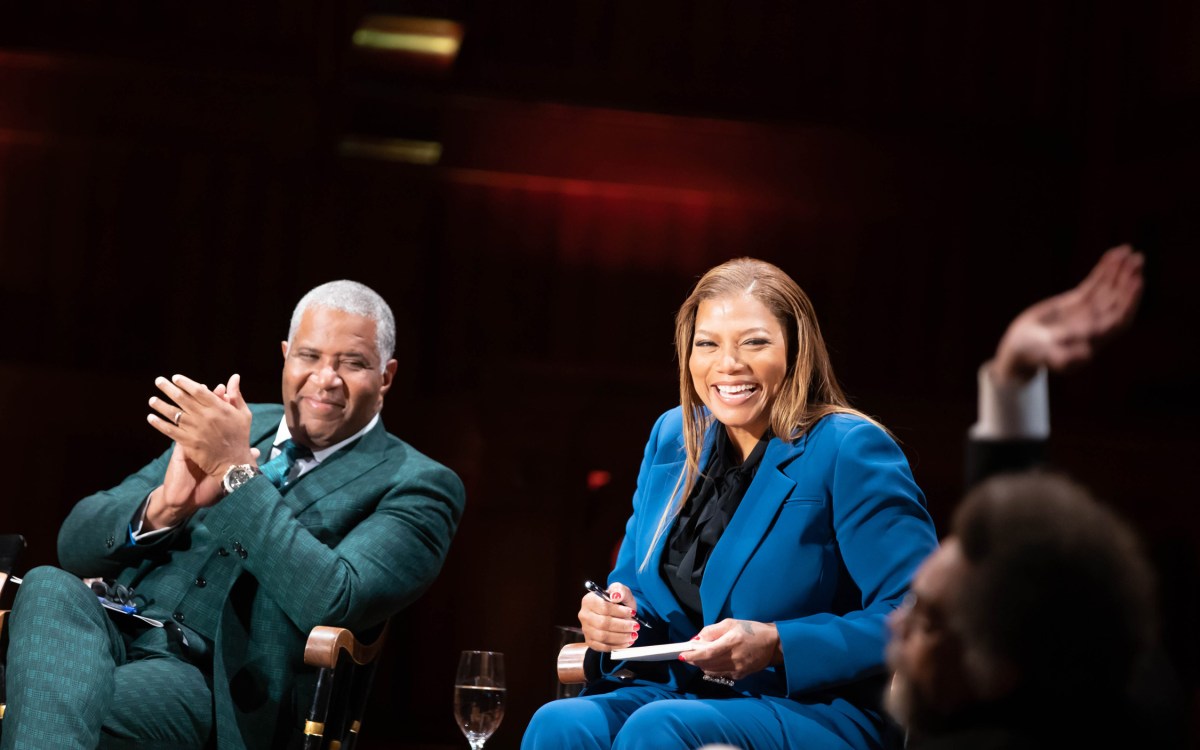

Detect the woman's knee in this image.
[522,698,609,750]
[615,701,728,750]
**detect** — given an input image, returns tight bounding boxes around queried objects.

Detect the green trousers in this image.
[1,566,212,750]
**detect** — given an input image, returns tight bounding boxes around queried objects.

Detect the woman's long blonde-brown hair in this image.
[640,257,881,571]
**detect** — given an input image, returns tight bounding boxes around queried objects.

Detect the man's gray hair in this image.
[288,280,396,370]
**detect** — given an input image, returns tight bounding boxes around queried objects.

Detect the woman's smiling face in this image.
[689,293,789,459]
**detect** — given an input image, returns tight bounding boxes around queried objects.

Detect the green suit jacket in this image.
[56,404,466,749]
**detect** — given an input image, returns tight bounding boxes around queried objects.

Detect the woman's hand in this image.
[577,581,641,652]
[680,618,782,680]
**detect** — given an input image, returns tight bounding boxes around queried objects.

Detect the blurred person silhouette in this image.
[522,257,939,750]
[885,469,1158,749]
[965,243,1143,485]
[888,244,1188,748]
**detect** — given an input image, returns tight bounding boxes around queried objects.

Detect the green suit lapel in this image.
[281,419,390,515]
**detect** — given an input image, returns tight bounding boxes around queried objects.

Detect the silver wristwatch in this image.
[222,463,261,496]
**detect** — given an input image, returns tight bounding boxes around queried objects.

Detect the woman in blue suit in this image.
[522,257,939,750]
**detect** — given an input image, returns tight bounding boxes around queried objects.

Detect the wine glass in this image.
[454,650,505,750]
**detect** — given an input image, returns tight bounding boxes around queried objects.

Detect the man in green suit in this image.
[1,280,466,749]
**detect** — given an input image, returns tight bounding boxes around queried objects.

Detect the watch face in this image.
[224,464,256,493]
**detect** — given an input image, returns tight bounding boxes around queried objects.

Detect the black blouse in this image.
[660,427,770,628]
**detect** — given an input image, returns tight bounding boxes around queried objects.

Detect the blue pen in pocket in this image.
[98,596,138,615]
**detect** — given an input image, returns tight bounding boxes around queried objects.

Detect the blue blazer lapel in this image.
[636,430,727,634]
[635,458,689,627]
[700,437,799,624]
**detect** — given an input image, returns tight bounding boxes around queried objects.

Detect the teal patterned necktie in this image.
[260,439,311,488]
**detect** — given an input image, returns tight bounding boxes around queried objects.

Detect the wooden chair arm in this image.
[303,621,390,670]
[557,642,592,684]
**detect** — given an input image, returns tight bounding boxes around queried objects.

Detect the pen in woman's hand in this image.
[584,580,652,628]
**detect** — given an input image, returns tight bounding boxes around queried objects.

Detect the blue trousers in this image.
[1,566,212,750]
[521,683,882,750]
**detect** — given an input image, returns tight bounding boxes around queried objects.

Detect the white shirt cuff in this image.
[129,494,175,542]
[969,362,1050,440]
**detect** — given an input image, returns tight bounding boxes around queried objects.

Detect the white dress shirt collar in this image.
[270,412,380,467]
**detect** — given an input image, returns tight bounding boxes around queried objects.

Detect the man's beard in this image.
[885,670,956,737]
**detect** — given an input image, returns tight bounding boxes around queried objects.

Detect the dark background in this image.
[1,1,1198,748]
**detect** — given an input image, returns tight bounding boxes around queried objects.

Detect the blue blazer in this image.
[599,408,938,708]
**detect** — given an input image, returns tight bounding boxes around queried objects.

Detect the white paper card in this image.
[611,641,697,661]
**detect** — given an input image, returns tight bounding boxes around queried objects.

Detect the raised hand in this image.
[992,244,1144,385]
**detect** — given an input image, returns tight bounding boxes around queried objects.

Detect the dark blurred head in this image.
[887,470,1157,733]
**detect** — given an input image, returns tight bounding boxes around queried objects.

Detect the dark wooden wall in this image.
[1,2,1198,748]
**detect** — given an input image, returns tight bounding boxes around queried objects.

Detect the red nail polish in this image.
[632,623,640,631]
[678,654,686,661]
[629,632,638,643]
